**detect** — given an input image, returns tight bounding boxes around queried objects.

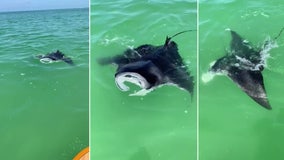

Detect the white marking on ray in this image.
[115,72,150,91]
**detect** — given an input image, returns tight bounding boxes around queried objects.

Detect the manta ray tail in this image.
[164,29,196,46]
[273,27,284,41]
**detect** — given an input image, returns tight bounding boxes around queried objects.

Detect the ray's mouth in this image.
[115,72,150,91]
[39,57,54,64]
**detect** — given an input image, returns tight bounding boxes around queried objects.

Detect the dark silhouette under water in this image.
[37,50,73,65]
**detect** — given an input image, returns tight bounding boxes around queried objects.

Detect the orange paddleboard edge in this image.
[73,146,89,160]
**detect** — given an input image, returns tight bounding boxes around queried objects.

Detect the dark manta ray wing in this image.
[164,40,184,66]
[62,57,74,65]
[160,40,194,94]
[167,68,194,94]
[46,50,64,60]
[227,67,271,109]
[97,54,129,66]
[97,45,157,66]
[230,30,259,58]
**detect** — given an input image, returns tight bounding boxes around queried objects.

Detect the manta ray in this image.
[36,50,73,65]
[98,31,194,96]
[210,29,273,109]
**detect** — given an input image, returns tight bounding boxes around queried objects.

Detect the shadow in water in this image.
[129,147,151,160]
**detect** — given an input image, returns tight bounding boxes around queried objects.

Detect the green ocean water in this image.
[91,0,197,160]
[200,0,284,160]
[0,8,89,159]
[92,0,284,160]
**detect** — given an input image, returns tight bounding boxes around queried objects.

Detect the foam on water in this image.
[100,35,135,47]
[201,71,216,83]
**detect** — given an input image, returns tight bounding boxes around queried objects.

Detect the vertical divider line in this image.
[196,0,200,160]
[88,0,91,158]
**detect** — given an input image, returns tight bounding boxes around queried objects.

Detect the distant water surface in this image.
[0,8,89,160]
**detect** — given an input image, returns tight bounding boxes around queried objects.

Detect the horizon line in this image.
[0,6,89,14]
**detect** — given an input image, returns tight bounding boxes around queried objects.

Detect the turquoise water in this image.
[91,0,197,160]
[200,0,284,160]
[0,8,89,159]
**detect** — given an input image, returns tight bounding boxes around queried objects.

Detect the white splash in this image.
[259,39,278,71]
[100,35,135,46]
[201,71,216,83]
[129,88,153,96]
[261,37,278,58]
[235,55,257,70]
[209,60,216,68]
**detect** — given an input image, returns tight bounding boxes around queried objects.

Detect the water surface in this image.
[0,8,89,160]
